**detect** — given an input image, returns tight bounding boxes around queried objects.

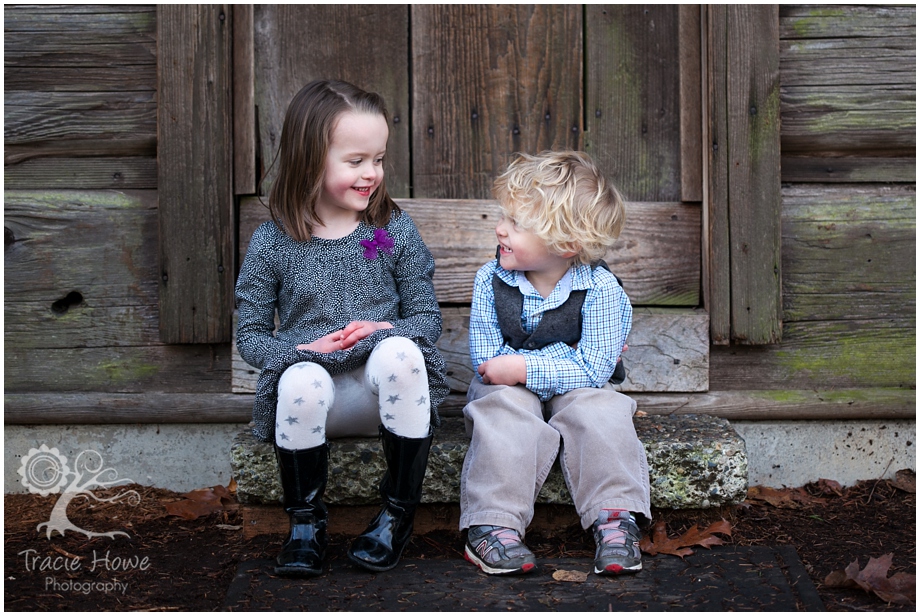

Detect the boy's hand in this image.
[478,355,527,386]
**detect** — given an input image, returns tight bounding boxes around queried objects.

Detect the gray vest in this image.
[492,261,626,384]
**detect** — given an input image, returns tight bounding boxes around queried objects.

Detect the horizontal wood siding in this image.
[3,190,231,393]
[3,5,157,185]
[239,197,701,307]
[779,5,915,180]
[232,307,710,395]
[710,184,915,391]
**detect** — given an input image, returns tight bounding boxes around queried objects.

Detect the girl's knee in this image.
[278,362,334,397]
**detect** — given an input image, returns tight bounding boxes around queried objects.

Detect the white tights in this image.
[274,336,431,449]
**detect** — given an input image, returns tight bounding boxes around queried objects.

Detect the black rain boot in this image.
[348,426,432,572]
[274,443,329,577]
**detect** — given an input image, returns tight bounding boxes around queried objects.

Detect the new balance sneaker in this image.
[464,525,537,575]
[592,509,642,575]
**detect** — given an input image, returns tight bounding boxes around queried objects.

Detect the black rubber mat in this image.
[225,545,824,611]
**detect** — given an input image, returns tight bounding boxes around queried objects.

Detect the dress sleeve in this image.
[235,224,291,369]
[388,213,442,343]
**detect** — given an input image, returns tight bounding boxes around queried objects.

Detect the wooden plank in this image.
[411,5,582,198]
[239,197,702,306]
[3,157,157,190]
[4,393,251,424]
[6,387,913,425]
[4,66,156,92]
[779,5,916,39]
[586,5,681,202]
[781,184,915,322]
[778,5,915,158]
[781,156,916,183]
[231,308,710,394]
[710,318,915,391]
[4,345,232,394]
[678,5,703,203]
[3,5,156,70]
[780,84,915,156]
[253,5,410,197]
[4,190,158,303]
[157,5,235,343]
[233,4,256,196]
[708,5,782,345]
[4,90,156,150]
[705,7,731,344]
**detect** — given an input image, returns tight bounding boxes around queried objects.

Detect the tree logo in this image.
[17,444,141,539]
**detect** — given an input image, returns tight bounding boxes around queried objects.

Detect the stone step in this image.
[231,414,748,510]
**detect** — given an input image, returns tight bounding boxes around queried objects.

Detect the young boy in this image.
[460,151,651,576]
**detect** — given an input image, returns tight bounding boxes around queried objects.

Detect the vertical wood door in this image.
[244,4,702,305]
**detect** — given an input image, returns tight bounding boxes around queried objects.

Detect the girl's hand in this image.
[296,331,347,354]
[478,355,527,386]
[338,320,394,349]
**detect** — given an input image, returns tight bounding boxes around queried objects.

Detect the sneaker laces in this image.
[596,510,637,552]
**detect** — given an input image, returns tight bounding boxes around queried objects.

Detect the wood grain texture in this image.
[781,156,916,184]
[779,5,915,158]
[679,5,703,203]
[4,344,232,394]
[157,5,235,343]
[231,308,710,394]
[586,5,682,202]
[3,158,157,190]
[252,5,410,197]
[781,184,915,322]
[238,197,701,306]
[233,4,256,196]
[7,387,913,424]
[411,4,582,198]
[708,5,783,345]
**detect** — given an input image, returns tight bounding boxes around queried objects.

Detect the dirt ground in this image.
[4,473,915,612]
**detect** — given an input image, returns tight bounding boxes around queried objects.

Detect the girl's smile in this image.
[314,110,389,237]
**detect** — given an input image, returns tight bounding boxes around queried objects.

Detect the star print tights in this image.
[274,336,431,449]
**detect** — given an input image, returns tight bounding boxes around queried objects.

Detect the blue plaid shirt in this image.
[469,259,632,400]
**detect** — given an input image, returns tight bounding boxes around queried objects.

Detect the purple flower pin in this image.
[360,228,395,260]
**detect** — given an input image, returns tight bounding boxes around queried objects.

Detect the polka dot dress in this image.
[235,210,448,442]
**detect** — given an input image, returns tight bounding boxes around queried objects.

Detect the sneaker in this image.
[464,525,537,575]
[592,509,642,575]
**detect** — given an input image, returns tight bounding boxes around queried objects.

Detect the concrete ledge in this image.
[231,415,748,509]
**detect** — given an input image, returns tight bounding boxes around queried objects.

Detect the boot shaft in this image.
[275,443,329,512]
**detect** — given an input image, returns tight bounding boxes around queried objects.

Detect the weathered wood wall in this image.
[4,6,233,399]
[4,4,915,425]
[710,5,915,393]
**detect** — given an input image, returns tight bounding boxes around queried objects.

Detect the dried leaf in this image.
[746,485,827,509]
[824,554,916,605]
[163,498,224,520]
[163,482,237,520]
[639,519,732,558]
[814,478,843,496]
[552,569,588,583]
[891,469,915,494]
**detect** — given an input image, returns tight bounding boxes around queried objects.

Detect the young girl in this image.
[236,79,449,577]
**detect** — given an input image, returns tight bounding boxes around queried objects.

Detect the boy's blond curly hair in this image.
[492,151,626,265]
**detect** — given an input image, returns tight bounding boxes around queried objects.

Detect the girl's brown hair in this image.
[267,79,399,241]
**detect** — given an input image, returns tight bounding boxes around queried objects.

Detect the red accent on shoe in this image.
[521,562,535,572]
[605,563,624,573]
